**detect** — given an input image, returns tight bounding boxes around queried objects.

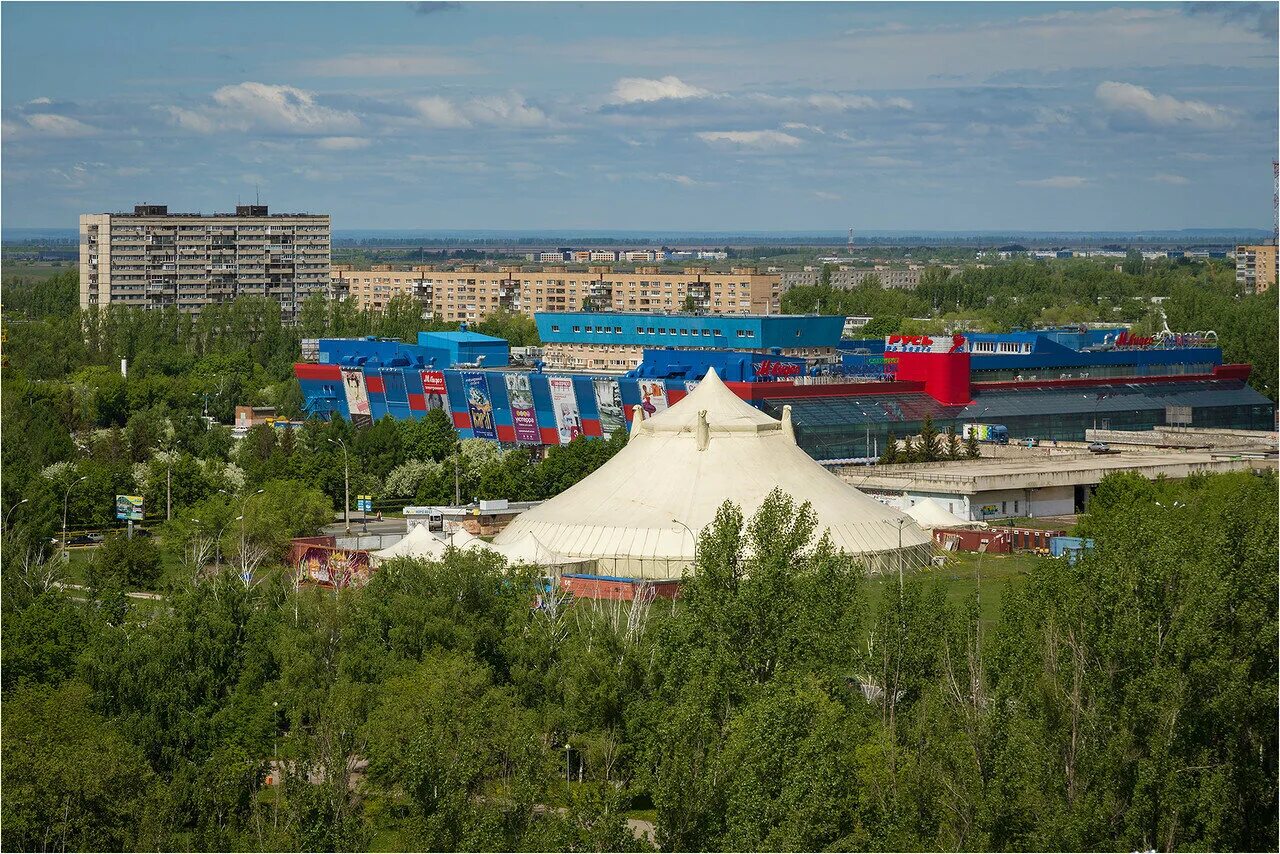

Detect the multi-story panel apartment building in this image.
[334,264,782,323]
[79,204,329,319]
[780,265,922,292]
[1236,244,1277,294]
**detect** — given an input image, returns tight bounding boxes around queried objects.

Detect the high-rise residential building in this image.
[79,204,330,319]
[1235,244,1277,294]
[332,264,783,323]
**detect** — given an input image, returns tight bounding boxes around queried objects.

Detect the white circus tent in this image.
[905,497,980,531]
[370,524,497,566]
[492,368,933,579]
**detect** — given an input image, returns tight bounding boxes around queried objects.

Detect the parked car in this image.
[67,532,104,546]
[1087,441,1110,453]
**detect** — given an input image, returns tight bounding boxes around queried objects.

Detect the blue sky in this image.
[2,1,1276,230]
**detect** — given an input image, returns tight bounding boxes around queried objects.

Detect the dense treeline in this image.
[783,258,1279,400]
[2,473,1275,850]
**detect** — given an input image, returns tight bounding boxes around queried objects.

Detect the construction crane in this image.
[1273,160,1277,247]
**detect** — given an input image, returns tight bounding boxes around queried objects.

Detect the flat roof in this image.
[534,311,823,320]
[841,451,1277,494]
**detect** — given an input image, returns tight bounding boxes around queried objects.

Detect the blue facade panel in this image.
[535,312,844,350]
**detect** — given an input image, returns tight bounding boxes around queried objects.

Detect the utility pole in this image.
[328,438,351,533]
[454,443,461,506]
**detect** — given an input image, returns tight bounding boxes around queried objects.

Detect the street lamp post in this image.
[883,517,909,595]
[328,438,351,534]
[4,498,29,531]
[61,476,87,560]
[671,518,698,576]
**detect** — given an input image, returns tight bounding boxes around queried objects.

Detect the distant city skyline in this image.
[2,2,1277,231]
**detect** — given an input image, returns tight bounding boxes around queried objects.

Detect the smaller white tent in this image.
[370,526,498,566]
[370,525,450,565]
[905,498,980,531]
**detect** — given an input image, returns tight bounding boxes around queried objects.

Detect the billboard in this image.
[505,374,541,443]
[638,380,668,418]
[884,334,968,354]
[463,372,497,440]
[592,378,624,438]
[297,546,370,589]
[381,369,408,406]
[115,494,144,522]
[549,376,582,443]
[357,494,373,513]
[341,369,373,427]
[420,370,450,413]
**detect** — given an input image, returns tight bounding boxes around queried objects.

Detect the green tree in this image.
[1,682,155,851]
[944,424,961,460]
[879,431,899,465]
[918,414,942,462]
[964,431,981,459]
[90,531,162,590]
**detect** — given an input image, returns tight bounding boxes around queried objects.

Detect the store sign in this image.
[885,334,968,354]
[1114,331,1155,348]
[753,359,803,378]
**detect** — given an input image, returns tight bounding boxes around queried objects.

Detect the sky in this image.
[2,1,1277,231]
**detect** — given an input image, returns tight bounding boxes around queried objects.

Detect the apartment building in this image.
[79,204,329,319]
[334,264,782,323]
[780,265,922,292]
[1236,244,1277,294]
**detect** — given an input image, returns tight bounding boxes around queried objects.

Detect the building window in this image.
[572,326,580,333]
[736,330,745,338]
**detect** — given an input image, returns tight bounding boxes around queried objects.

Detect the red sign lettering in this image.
[1115,331,1155,348]
[754,360,802,378]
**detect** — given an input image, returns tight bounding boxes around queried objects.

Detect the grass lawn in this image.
[1,260,73,281]
[864,550,1049,628]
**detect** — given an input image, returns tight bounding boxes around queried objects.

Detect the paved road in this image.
[55,582,165,601]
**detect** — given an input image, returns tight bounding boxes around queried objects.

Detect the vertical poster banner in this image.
[549,376,582,444]
[463,372,497,440]
[505,374,542,444]
[638,379,669,418]
[683,380,700,395]
[592,378,624,438]
[420,370,450,413]
[341,368,373,427]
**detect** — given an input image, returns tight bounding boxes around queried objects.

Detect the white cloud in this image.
[696,129,802,149]
[1095,81,1232,129]
[865,155,921,168]
[782,122,825,134]
[27,97,52,106]
[813,190,843,200]
[1017,176,1089,188]
[414,96,474,128]
[166,82,361,135]
[22,113,97,137]
[1149,172,1190,185]
[413,92,548,128]
[317,136,371,151]
[610,75,711,104]
[302,52,478,77]
[465,93,549,127]
[657,172,702,187]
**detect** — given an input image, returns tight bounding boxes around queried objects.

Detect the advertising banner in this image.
[341,369,373,427]
[549,376,582,444]
[505,374,541,443]
[683,380,699,395]
[463,372,497,440]
[115,494,144,521]
[420,370,450,413]
[884,334,968,354]
[381,369,408,406]
[592,378,624,438]
[638,380,668,418]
